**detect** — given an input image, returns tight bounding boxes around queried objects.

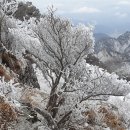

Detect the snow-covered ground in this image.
[34,65,51,94]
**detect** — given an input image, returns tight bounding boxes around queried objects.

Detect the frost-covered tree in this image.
[8,7,130,130]
[14,8,129,129]
[0,0,40,89]
[0,0,18,49]
[30,7,93,108]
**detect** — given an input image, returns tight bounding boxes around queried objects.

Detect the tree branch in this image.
[80,93,124,103]
[57,111,72,128]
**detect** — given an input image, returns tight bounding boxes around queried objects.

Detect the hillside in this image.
[0,1,130,130]
[94,31,130,80]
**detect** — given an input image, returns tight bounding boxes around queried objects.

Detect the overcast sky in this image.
[22,0,130,36]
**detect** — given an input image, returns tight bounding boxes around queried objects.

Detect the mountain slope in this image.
[94,31,130,79]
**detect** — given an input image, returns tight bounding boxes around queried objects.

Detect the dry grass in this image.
[0,98,17,130]
[84,109,96,125]
[82,106,126,130]
[2,51,21,73]
[20,88,48,108]
[99,106,126,130]
[0,65,12,81]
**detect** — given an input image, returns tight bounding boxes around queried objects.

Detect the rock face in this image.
[94,31,130,79]
[13,1,41,21]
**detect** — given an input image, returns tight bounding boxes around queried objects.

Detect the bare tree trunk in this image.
[34,107,59,130]
[47,72,63,117]
[34,108,72,130]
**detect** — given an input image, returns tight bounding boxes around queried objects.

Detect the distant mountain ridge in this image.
[94,31,130,80]
[94,33,110,42]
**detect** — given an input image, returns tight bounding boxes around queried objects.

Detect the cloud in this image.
[118,1,130,5]
[114,6,120,10]
[57,10,66,14]
[51,3,63,8]
[72,7,101,13]
[115,12,128,18]
[46,3,63,9]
